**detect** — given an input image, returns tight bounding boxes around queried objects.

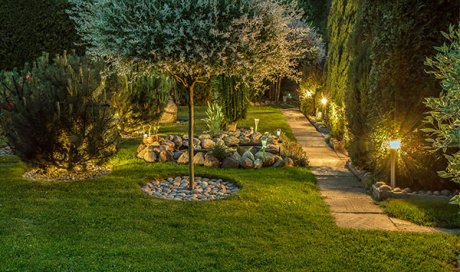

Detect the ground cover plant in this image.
[0,106,458,271]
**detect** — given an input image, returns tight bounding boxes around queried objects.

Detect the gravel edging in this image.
[142,176,239,201]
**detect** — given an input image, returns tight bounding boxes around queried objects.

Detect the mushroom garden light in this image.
[388,139,401,187]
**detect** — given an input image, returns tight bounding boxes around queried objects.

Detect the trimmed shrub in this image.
[325,0,459,189]
[0,0,83,70]
[214,76,249,130]
[0,52,120,171]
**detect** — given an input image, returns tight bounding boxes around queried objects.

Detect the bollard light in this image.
[388,139,401,188]
[276,129,281,137]
[254,119,260,133]
[321,97,328,105]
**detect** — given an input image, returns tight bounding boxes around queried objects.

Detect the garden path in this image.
[282,108,456,233]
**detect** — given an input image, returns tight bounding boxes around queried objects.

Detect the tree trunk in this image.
[187,84,195,190]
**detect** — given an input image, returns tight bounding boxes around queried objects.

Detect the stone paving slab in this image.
[282,108,446,233]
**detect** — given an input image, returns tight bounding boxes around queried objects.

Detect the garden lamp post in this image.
[254,119,260,133]
[321,97,328,121]
[388,139,401,187]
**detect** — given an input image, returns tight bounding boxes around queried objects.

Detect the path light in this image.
[254,118,260,133]
[276,129,281,137]
[321,97,328,105]
[388,139,401,187]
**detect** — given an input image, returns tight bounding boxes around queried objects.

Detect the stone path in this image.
[282,108,457,233]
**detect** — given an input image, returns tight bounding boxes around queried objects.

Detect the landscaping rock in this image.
[241,150,255,161]
[231,152,241,161]
[379,185,392,192]
[433,190,440,196]
[221,157,240,168]
[173,151,183,160]
[144,151,157,163]
[283,157,294,167]
[193,152,206,165]
[177,152,189,164]
[392,187,402,193]
[204,153,220,168]
[137,148,147,159]
[137,144,146,153]
[159,151,174,162]
[254,159,263,169]
[265,144,279,154]
[173,136,182,148]
[223,136,239,146]
[375,181,386,188]
[159,99,178,124]
[193,138,201,147]
[199,134,212,139]
[441,189,451,196]
[240,158,254,169]
[201,138,215,149]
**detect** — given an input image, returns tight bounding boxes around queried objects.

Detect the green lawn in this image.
[380,199,460,229]
[0,106,459,271]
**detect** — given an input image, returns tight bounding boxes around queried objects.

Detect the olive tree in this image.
[68,0,319,189]
[424,24,460,205]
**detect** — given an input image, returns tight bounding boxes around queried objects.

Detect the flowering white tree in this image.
[68,0,321,188]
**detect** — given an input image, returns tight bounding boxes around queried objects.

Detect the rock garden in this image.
[136,127,304,169]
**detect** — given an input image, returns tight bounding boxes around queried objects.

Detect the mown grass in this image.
[380,198,460,229]
[0,106,459,271]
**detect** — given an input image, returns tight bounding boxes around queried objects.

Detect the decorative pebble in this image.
[142,176,239,201]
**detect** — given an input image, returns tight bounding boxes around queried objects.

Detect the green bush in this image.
[112,72,174,135]
[202,102,224,136]
[0,52,120,171]
[325,0,459,189]
[423,24,460,203]
[214,76,249,130]
[0,0,83,70]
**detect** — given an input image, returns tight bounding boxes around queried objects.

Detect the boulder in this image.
[204,153,220,168]
[137,144,146,153]
[177,152,189,164]
[374,181,386,188]
[273,157,294,168]
[221,157,240,168]
[231,151,241,161]
[265,144,279,154]
[284,157,294,167]
[193,138,201,147]
[201,139,215,149]
[159,151,174,162]
[239,137,251,144]
[441,189,451,196]
[241,150,255,161]
[144,151,157,163]
[193,152,206,165]
[379,185,392,192]
[251,132,262,143]
[240,157,254,169]
[199,134,212,139]
[173,151,183,160]
[137,148,147,159]
[159,99,178,124]
[254,159,263,169]
[223,135,239,146]
[255,151,276,166]
[173,135,182,148]
[162,140,176,152]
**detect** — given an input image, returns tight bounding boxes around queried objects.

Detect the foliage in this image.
[423,24,460,203]
[0,0,83,70]
[214,76,249,126]
[209,143,228,161]
[0,52,120,171]
[112,72,174,135]
[280,135,309,167]
[202,102,224,136]
[68,0,321,187]
[326,0,460,189]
